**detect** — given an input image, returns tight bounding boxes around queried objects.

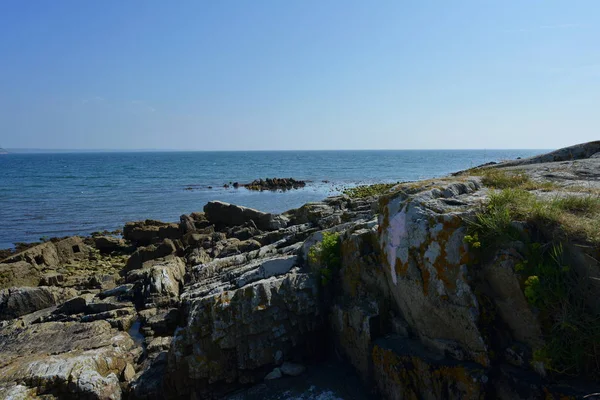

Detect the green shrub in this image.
[308,231,341,285]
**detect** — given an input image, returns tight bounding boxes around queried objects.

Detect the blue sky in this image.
[0,1,598,150]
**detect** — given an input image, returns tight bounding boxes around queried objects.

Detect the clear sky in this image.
[0,1,598,150]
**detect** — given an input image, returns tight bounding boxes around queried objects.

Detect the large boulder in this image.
[0,286,78,320]
[125,239,178,272]
[123,220,182,247]
[204,201,288,231]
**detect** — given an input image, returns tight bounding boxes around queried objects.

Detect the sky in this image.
[0,1,598,150]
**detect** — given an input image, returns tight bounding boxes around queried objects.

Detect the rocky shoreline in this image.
[1,142,599,399]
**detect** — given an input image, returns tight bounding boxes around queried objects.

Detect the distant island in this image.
[0,147,8,155]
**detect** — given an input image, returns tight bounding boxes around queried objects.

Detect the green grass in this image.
[308,231,341,285]
[342,183,397,199]
[475,168,557,191]
[466,187,600,379]
[468,188,600,249]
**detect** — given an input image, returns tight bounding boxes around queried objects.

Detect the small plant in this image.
[308,231,341,285]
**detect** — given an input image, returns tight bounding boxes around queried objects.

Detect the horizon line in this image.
[3,147,550,153]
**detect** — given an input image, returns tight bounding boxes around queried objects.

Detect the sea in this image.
[0,149,545,249]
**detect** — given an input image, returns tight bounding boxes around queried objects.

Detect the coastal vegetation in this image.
[308,231,341,285]
[465,172,600,379]
[342,183,397,199]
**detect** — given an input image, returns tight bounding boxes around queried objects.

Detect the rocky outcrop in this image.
[204,201,289,231]
[243,177,306,191]
[1,143,599,399]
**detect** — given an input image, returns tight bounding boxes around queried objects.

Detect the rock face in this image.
[1,143,599,399]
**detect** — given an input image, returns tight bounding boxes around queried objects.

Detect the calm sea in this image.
[0,150,544,248]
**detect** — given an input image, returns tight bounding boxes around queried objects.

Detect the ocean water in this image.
[0,149,544,249]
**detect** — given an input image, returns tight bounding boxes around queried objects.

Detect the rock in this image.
[371,337,488,400]
[280,362,306,376]
[185,247,211,266]
[179,213,210,234]
[125,239,177,272]
[54,293,95,315]
[0,286,78,320]
[500,140,600,166]
[227,221,261,240]
[204,201,288,231]
[264,367,282,380]
[0,384,37,399]
[235,255,298,287]
[284,202,335,226]
[123,220,182,246]
[76,369,122,400]
[166,272,322,397]
[0,261,41,289]
[94,235,130,254]
[378,178,489,364]
[243,177,306,191]
[2,236,91,269]
[122,363,136,382]
[128,258,186,307]
[0,320,137,398]
[39,272,64,286]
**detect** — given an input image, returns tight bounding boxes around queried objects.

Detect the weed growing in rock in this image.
[308,231,341,285]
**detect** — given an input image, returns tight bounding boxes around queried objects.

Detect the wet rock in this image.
[243,177,306,191]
